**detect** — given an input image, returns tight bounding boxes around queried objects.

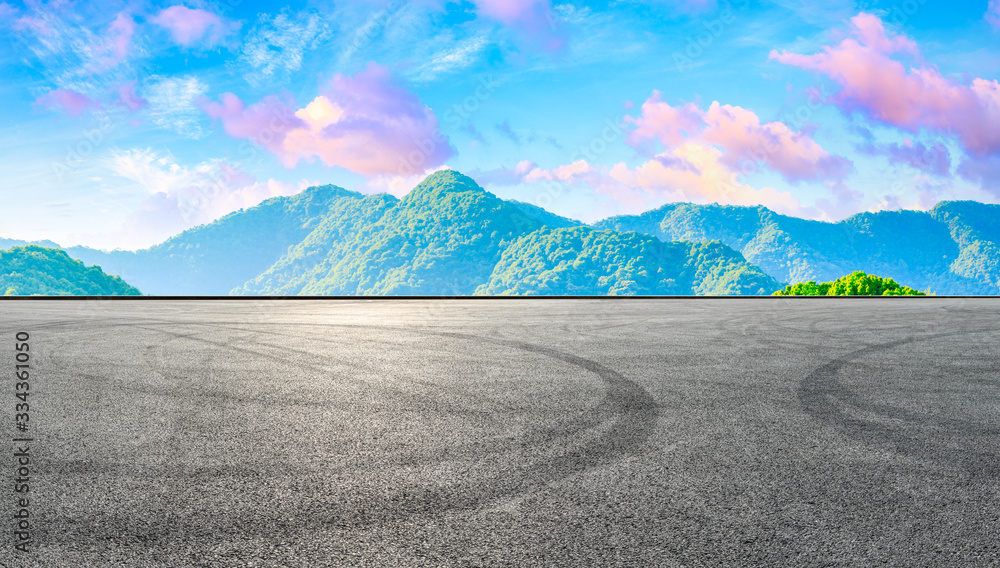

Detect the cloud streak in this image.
[234,11,330,87]
[473,0,564,51]
[146,76,210,138]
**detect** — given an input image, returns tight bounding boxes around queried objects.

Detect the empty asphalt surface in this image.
[1,299,999,567]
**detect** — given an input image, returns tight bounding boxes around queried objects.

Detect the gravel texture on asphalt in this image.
[1,298,998,567]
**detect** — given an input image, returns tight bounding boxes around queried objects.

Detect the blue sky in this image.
[1,0,999,250]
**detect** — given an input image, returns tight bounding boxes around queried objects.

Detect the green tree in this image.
[773,271,925,296]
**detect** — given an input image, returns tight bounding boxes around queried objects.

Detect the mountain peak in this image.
[405,170,489,202]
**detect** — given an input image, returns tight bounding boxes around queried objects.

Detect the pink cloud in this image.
[958,154,1000,193]
[202,64,454,177]
[107,12,134,62]
[34,88,100,116]
[116,81,148,112]
[151,5,236,47]
[0,3,18,21]
[473,0,565,51]
[624,91,702,149]
[200,93,304,160]
[606,143,815,217]
[701,102,852,182]
[988,0,1000,29]
[14,14,50,35]
[92,12,135,70]
[770,12,1000,157]
[482,145,818,219]
[624,92,852,184]
[863,140,951,177]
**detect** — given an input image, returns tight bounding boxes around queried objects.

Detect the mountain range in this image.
[594,200,1000,295]
[2,169,999,296]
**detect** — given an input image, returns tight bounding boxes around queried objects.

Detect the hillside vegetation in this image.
[478,227,779,295]
[1,245,140,295]
[595,201,1000,294]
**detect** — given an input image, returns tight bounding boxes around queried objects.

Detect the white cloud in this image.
[100,148,312,248]
[145,76,210,139]
[9,7,145,102]
[409,35,489,81]
[234,11,331,88]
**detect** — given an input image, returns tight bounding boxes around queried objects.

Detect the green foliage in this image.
[477,227,780,295]
[504,199,584,229]
[241,171,779,296]
[234,193,399,295]
[0,245,140,295]
[773,271,926,296]
[249,170,544,295]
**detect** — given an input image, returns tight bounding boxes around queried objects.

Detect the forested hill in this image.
[477,226,779,296]
[236,170,776,295]
[0,245,140,295]
[594,201,1000,295]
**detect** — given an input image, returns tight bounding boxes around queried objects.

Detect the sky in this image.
[1,0,999,250]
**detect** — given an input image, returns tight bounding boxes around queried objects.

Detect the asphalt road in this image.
[1,299,999,567]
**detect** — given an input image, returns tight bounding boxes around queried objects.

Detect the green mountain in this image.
[478,226,779,295]
[593,201,998,295]
[1,245,140,296]
[233,192,399,295]
[64,185,359,295]
[240,170,543,295]
[234,170,777,295]
[504,199,584,229]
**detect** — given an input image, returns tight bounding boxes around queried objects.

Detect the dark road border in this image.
[0,295,993,301]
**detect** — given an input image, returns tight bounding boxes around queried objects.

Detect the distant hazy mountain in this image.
[594,201,1000,295]
[478,226,780,295]
[64,185,358,295]
[1,245,140,295]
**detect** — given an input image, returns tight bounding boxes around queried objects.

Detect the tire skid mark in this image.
[44,316,660,531]
[799,327,1000,477]
[22,308,662,549]
[171,319,660,463]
